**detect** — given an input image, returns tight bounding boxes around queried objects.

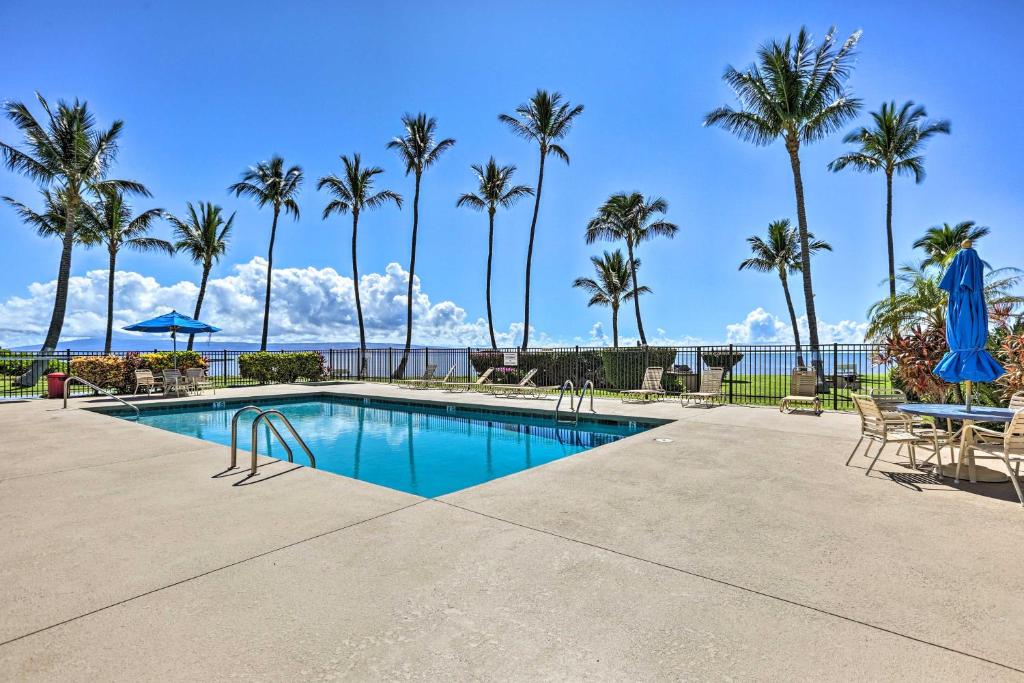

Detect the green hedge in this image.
[69,356,126,390]
[600,348,678,390]
[138,351,206,374]
[67,352,208,392]
[238,351,327,383]
[469,350,604,388]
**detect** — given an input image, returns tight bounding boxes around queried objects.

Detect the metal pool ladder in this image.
[229,406,317,477]
[63,375,139,418]
[554,380,595,424]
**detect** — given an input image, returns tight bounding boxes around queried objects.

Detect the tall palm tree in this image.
[0,93,146,361]
[500,90,584,349]
[82,187,172,353]
[318,154,403,374]
[165,202,235,350]
[572,249,648,347]
[228,156,303,350]
[829,101,950,300]
[738,219,832,363]
[705,27,861,361]
[456,158,533,349]
[913,221,990,269]
[584,192,678,345]
[387,114,454,377]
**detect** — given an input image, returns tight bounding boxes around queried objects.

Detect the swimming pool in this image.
[109,395,655,497]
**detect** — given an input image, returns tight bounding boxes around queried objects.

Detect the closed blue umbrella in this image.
[933,241,1004,411]
[123,310,220,366]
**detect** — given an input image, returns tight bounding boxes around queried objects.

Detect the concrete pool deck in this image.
[2,382,1024,679]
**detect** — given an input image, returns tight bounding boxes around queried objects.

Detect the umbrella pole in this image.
[964,380,972,412]
[172,328,177,369]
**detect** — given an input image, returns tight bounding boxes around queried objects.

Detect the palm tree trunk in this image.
[779,269,803,366]
[352,210,367,378]
[486,209,497,350]
[104,249,116,354]
[260,206,280,351]
[885,170,896,301]
[611,303,619,348]
[394,172,421,378]
[18,191,78,386]
[187,263,211,351]
[785,138,821,363]
[626,241,646,345]
[521,149,546,350]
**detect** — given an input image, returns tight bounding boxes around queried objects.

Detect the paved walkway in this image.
[1,383,1023,679]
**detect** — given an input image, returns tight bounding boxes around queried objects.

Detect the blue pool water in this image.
[111,396,653,497]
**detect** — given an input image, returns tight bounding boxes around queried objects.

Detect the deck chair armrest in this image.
[967,425,1006,439]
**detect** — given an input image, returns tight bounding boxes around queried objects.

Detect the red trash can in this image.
[47,372,68,399]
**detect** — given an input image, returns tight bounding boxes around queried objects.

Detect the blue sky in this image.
[0,0,1021,348]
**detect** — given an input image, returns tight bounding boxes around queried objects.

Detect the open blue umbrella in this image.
[933,241,1004,411]
[123,310,221,367]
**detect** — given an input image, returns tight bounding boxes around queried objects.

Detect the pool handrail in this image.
[63,375,140,418]
[230,405,292,470]
[554,380,576,423]
[249,409,316,477]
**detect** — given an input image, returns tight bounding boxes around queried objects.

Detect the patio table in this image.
[898,403,1017,484]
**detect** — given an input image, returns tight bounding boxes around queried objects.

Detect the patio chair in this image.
[779,367,821,415]
[680,367,725,407]
[620,367,667,403]
[846,394,941,477]
[442,367,492,393]
[869,387,953,465]
[492,369,547,399]
[963,409,1024,505]
[1011,392,1024,410]
[133,369,159,395]
[162,369,188,397]
[421,364,456,390]
[185,367,215,395]
[397,363,437,389]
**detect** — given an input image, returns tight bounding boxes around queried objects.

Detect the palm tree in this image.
[572,250,648,347]
[738,219,832,364]
[82,187,172,353]
[705,27,861,361]
[913,221,990,269]
[584,192,678,345]
[500,90,584,349]
[165,202,235,350]
[456,158,533,349]
[0,94,146,360]
[387,114,455,377]
[228,156,303,351]
[318,154,402,374]
[829,101,950,300]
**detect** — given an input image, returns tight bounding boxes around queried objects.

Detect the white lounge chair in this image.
[162,369,188,397]
[134,369,158,395]
[185,367,215,395]
[680,368,725,407]
[397,363,437,389]
[444,367,493,393]
[779,367,820,415]
[492,369,547,398]
[620,367,666,403]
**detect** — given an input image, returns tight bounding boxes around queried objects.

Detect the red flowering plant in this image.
[990,303,1024,403]
[875,325,952,402]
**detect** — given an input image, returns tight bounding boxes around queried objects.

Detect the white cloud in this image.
[725,307,867,344]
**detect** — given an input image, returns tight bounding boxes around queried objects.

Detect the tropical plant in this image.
[0,94,146,359]
[228,155,303,351]
[81,187,172,353]
[912,221,990,269]
[165,202,235,350]
[829,101,950,299]
[500,90,584,349]
[572,250,648,347]
[387,114,454,376]
[318,154,402,373]
[738,219,831,364]
[876,326,953,402]
[584,192,677,345]
[704,26,861,360]
[456,158,533,349]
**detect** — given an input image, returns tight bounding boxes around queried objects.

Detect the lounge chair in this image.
[397,363,437,389]
[185,367,215,395]
[779,367,821,415]
[134,369,159,395]
[680,367,725,407]
[444,367,493,393]
[620,367,667,403]
[421,364,455,390]
[492,369,546,399]
[963,409,1024,504]
[162,369,188,397]
[846,394,942,476]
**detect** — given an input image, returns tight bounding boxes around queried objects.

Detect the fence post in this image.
[466,347,471,380]
[388,347,393,382]
[832,343,839,410]
[696,345,702,386]
[728,343,734,404]
[66,349,72,376]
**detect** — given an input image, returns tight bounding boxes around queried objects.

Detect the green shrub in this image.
[468,349,605,388]
[138,351,206,374]
[69,355,127,390]
[600,348,678,390]
[238,351,326,383]
[701,351,744,372]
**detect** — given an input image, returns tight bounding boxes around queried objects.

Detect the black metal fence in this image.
[1,344,891,410]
